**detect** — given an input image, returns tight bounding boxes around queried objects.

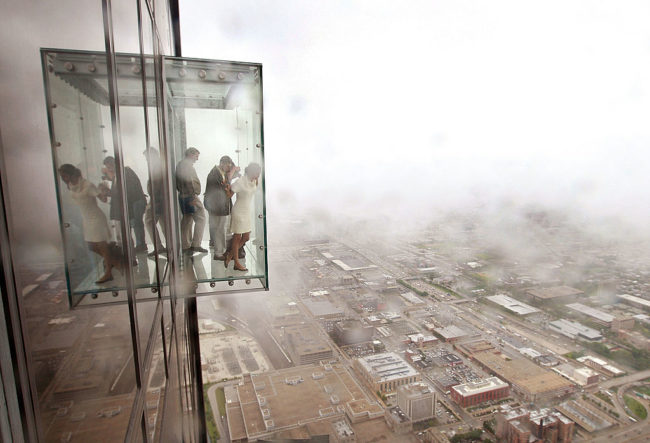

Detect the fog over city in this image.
[1,1,649,264]
[178,0,650,237]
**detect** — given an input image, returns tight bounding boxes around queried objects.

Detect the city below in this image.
[22,210,650,442]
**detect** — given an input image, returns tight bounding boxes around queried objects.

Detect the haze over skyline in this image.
[181,0,650,232]
[1,0,649,260]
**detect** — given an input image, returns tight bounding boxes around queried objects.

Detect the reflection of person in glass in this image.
[176,147,207,253]
[204,155,240,261]
[58,164,120,284]
[224,163,261,272]
[99,156,147,253]
[143,148,166,257]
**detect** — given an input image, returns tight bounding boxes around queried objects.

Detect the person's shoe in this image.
[213,254,225,261]
[192,246,208,253]
[134,244,148,253]
[233,264,248,272]
[183,248,193,255]
[96,274,114,284]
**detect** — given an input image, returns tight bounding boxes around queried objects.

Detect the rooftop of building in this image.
[473,352,573,395]
[549,319,602,340]
[486,294,540,315]
[302,298,345,318]
[565,303,615,323]
[576,355,625,374]
[434,325,468,339]
[356,352,419,382]
[527,286,584,300]
[283,324,332,355]
[618,293,650,308]
[452,377,509,396]
[230,363,382,439]
[398,382,434,397]
[400,291,425,304]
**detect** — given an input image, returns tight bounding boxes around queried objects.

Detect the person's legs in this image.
[145,203,163,250]
[213,215,229,257]
[180,213,192,250]
[225,233,239,267]
[191,201,206,249]
[130,199,147,251]
[233,232,248,271]
[208,213,217,247]
[239,231,250,258]
[91,241,114,283]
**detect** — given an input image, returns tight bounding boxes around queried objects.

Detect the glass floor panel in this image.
[73,252,166,295]
[179,240,265,283]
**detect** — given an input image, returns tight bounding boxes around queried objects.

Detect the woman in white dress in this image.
[224,163,261,272]
[58,164,119,284]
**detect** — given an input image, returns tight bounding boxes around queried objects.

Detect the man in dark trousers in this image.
[204,155,239,260]
[99,156,147,253]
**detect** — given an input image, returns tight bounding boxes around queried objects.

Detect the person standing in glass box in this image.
[224,162,261,272]
[175,147,207,253]
[204,155,240,261]
[99,156,147,254]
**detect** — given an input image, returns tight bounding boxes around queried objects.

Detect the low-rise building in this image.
[353,352,420,394]
[548,319,602,341]
[332,319,374,346]
[280,324,334,366]
[407,333,438,348]
[433,325,468,343]
[617,294,650,311]
[487,294,540,316]
[495,405,574,443]
[576,355,625,377]
[552,364,599,387]
[526,286,584,304]
[472,351,574,402]
[451,377,509,407]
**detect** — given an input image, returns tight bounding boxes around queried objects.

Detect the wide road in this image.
[601,369,650,389]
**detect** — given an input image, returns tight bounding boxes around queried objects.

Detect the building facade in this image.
[396,383,436,422]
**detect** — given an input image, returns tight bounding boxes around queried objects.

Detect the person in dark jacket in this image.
[99,156,147,253]
[143,148,166,256]
[204,155,240,260]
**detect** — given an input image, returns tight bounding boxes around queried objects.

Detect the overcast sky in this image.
[180,0,650,229]
[1,0,650,260]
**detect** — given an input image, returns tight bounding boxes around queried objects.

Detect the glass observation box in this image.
[41,49,268,307]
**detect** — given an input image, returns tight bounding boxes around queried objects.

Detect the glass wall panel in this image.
[154,0,173,56]
[43,50,123,305]
[145,321,166,441]
[110,0,142,54]
[164,57,268,291]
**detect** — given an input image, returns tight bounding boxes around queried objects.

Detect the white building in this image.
[397,383,436,422]
[354,352,420,393]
